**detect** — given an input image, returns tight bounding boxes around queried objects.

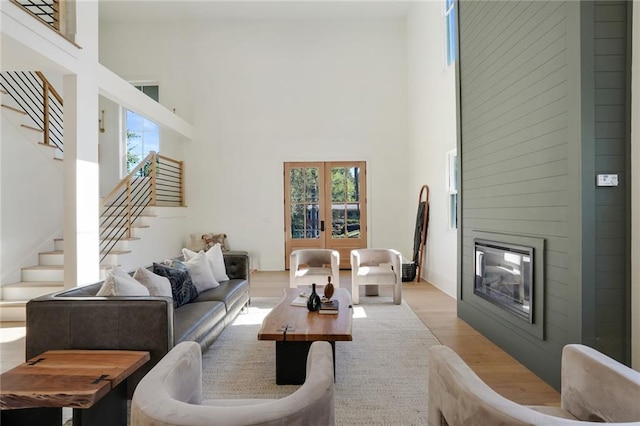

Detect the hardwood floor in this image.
[253,270,560,406]
[0,270,560,406]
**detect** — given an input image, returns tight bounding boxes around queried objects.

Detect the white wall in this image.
[1,112,64,283]
[406,3,457,297]
[115,207,189,272]
[100,19,411,270]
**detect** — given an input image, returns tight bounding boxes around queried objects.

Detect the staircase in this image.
[0,209,157,322]
[0,83,151,321]
[0,72,184,323]
[1,88,61,161]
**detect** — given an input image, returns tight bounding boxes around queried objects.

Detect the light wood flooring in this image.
[252,270,560,406]
[0,270,560,406]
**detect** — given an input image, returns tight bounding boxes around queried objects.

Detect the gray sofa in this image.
[25,251,250,397]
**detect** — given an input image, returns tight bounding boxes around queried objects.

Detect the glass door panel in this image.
[330,166,362,239]
[288,166,321,240]
[285,161,366,270]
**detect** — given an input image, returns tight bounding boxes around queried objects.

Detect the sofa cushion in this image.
[183,245,229,283]
[191,279,248,311]
[173,301,226,344]
[182,251,219,293]
[133,267,172,298]
[152,263,198,308]
[97,266,150,297]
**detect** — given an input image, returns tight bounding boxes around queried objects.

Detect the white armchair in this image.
[350,248,402,305]
[289,249,340,289]
[132,341,336,426]
[428,344,640,425]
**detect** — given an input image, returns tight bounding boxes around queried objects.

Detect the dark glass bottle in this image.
[307,283,321,312]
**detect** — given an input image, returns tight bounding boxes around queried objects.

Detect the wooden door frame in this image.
[284,161,367,270]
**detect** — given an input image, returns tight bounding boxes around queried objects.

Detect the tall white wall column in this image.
[63,73,100,288]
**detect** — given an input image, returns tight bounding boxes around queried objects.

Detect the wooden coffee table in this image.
[0,349,150,426]
[258,287,352,384]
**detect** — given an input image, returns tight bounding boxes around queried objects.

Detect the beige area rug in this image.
[201,296,441,425]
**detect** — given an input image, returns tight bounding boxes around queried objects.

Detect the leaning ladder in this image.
[414,185,430,282]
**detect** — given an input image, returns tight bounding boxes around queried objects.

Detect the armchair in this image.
[132,341,335,426]
[428,344,640,425]
[289,249,340,289]
[350,248,402,305]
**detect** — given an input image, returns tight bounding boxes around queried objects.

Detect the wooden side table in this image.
[0,349,150,426]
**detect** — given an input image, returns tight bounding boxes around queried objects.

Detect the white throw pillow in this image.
[183,250,219,293]
[205,243,230,282]
[97,266,150,296]
[183,245,230,282]
[133,267,172,298]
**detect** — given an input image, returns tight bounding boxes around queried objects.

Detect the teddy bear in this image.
[202,233,227,251]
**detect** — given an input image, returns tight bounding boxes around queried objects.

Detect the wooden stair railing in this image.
[11,0,65,35]
[100,152,184,262]
[0,71,64,156]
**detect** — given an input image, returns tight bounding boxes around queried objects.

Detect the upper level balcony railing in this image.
[11,0,75,42]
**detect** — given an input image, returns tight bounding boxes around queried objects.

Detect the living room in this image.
[1,0,639,424]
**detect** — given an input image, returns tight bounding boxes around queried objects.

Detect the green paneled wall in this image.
[457,0,631,388]
[590,0,630,363]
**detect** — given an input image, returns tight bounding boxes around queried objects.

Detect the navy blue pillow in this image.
[152,263,198,308]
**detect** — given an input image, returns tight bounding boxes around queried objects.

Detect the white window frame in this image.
[444,0,457,67]
[121,83,160,178]
[447,149,458,230]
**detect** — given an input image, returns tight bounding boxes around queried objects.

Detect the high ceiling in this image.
[99,0,414,23]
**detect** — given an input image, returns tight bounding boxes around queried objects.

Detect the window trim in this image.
[447,149,458,230]
[444,0,457,67]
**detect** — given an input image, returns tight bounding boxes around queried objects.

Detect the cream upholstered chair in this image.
[428,344,640,426]
[350,248,402,305]
[289,249,340,289]
[131,341,335,426]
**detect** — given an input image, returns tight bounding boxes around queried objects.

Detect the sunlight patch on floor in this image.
[231,306,273,326]
[0,326,26,343]
[352,306,368,319]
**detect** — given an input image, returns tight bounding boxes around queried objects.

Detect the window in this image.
[447,149,458,229]
[444,0,457,67]
[124,84,160,175]
[133,84,159,101]
[125,110,159,174]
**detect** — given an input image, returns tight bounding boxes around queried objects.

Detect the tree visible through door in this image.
[284,161,367,269]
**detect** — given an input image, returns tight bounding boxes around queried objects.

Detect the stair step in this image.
[0,89,8,95]
[55,238,139,251]
[1,281,63,300]
[0,301,27,322]
[21,265,65,282]
[100,224,150,231]
[21,265,112,282]
[1,104,26,115]
[39,250,132,266]
[21,124,43,133]
[38,250,64,266]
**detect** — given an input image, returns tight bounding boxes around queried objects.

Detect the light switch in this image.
[596,174,619,187]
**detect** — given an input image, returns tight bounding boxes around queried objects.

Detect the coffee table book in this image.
[319,299,339,314]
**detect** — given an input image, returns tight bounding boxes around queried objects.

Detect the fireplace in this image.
[474,239,533,323]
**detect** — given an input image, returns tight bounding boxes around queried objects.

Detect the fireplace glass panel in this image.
[474,239,533,323]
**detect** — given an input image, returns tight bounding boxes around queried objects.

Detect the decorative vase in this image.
[307,283,322,312]
[324,276,335,300]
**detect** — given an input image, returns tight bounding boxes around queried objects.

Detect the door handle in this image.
[320,221,325,232]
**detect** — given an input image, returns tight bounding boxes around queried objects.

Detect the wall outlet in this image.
[596,174,619,187]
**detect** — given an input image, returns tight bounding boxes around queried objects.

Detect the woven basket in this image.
[402,261,416,282]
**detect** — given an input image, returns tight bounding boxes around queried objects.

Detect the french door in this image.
[284,161,367,269]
